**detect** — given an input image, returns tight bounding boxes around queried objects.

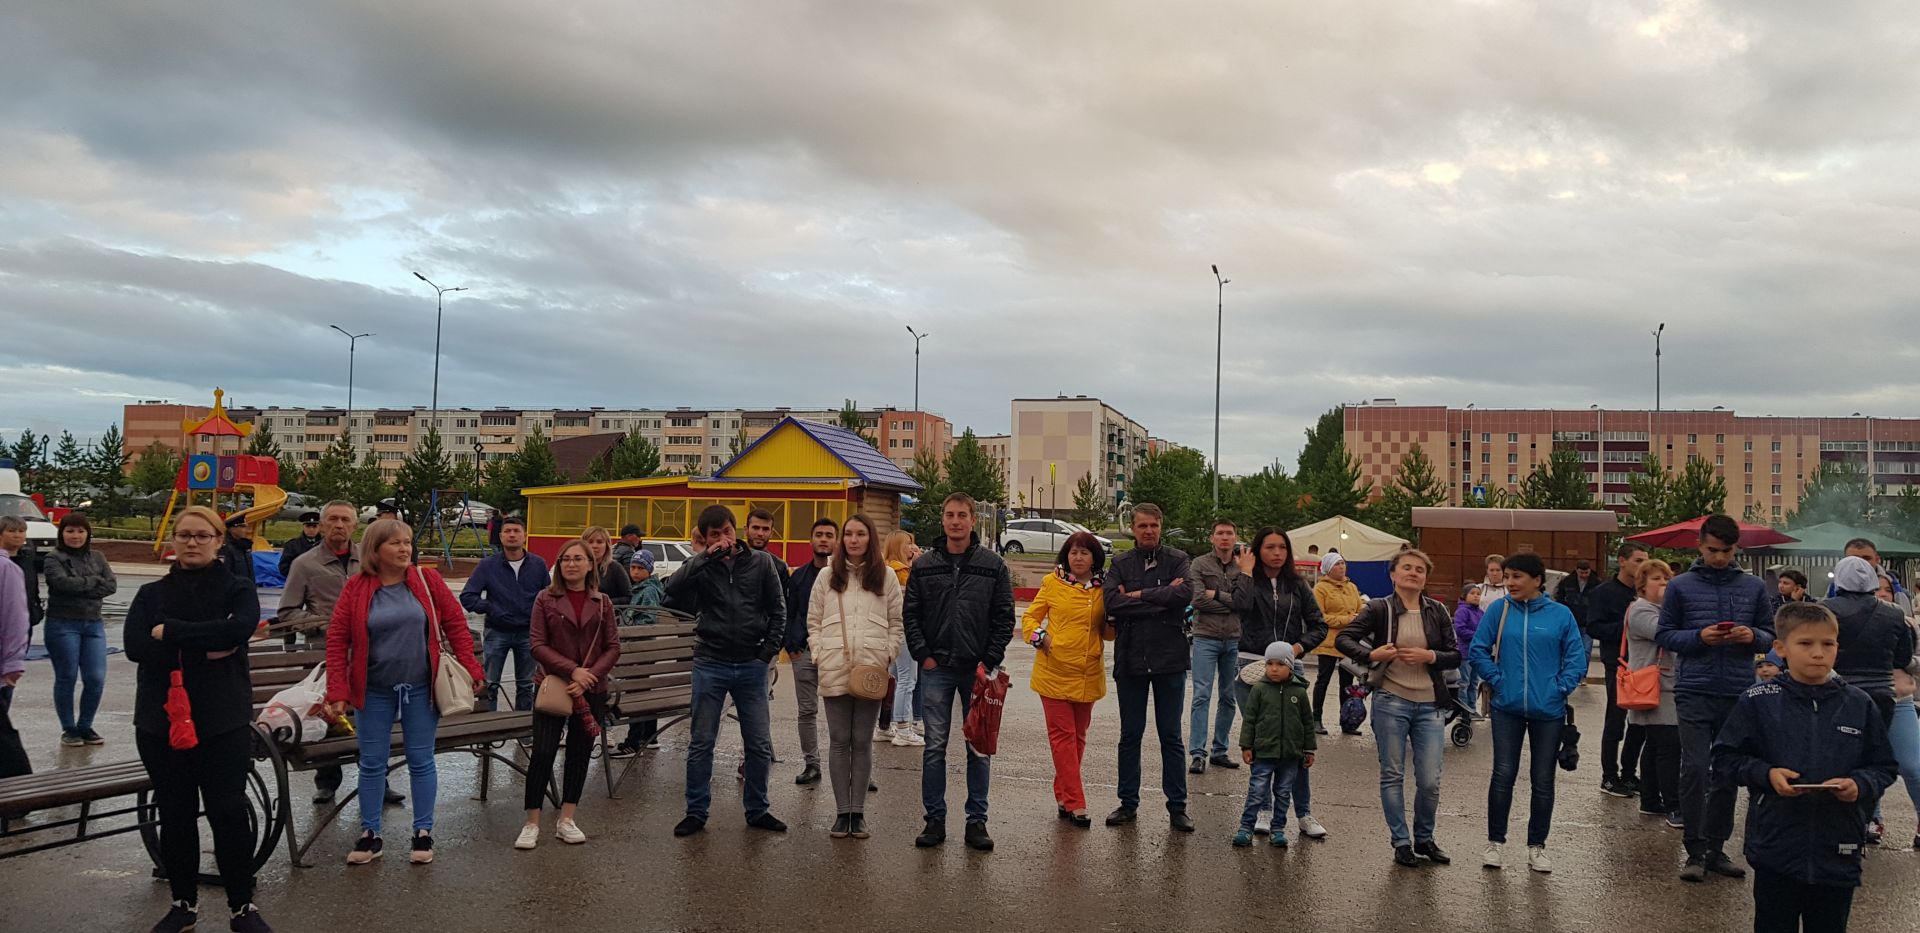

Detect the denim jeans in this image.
[356,683,439,833]
[1675,691,1738,858]
[1233,678,1312,817]
[1487,710,1564,847]
[685,658,775,821]
[1890,698,1920,818]
[1454,657,1480,712]
[43,617,108,734]
[1188,638,1240,758]
[890,650,920,725]
[920,664,991,824]
[1371,690,1445,848]
[1239,759,1302,834]
[1116,671,1189,812]
[480,627,534,712]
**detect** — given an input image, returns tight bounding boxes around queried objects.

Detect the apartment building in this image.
[1006,396,1154,515]
[1344,400,1920,521]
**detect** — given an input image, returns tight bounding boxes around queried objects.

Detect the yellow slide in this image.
[232,483,287,551]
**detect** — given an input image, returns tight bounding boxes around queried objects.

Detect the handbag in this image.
[963,664,1011,757]
[1336,599,1386,681]
[1615,618,1662,712]
[534,593,600,718]
[840,594,890,701]
[421,567,479,718]
[1478,601,1511,711]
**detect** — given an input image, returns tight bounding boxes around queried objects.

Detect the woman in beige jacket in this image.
[807,513,904,839]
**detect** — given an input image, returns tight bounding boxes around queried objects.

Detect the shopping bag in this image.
[963,664,1011,757]
[256,662,330,745]
[1339,683,1371,734]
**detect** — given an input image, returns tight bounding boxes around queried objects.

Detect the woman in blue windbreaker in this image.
[1468,551,1589,875]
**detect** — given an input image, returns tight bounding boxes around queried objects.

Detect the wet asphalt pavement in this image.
[4,576,1918,931]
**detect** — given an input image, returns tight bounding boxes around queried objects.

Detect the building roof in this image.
[1750,521,1920,557]
[720,417,922,492]
[549,432,625,480]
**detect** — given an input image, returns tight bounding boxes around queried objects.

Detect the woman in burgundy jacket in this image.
[516,537,619,850]
[325,519,484,866]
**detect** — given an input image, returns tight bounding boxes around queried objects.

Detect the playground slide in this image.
[232,483,287,551]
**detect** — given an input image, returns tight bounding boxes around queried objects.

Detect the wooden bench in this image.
[596,609,699,797]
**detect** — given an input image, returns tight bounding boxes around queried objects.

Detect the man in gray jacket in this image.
[1186,519,1244,773]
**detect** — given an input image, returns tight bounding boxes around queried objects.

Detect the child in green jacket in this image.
[1233,642,1317,848]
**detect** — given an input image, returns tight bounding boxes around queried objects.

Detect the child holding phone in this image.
[1712,603,1898,933]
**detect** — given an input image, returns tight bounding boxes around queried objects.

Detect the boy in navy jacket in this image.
[1712,602,1897,933]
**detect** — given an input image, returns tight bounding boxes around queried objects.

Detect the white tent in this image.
[1287,515,1409,563]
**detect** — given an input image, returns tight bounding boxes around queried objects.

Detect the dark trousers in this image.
[136,727,256,911]
[1677,692,1740,858]
[1598,647,1646,781]
[526,694,605,810]
[1753,868,1855,933]
[1312,655,1353,724]
[1115,672,1188,812]
[1487,711,1564,847]
[0,685,31,780]
[1638,724,1682,813]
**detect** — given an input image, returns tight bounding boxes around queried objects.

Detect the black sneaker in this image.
[311,791,335,807]
[849,814,869,839]
[1664,812,1685,830]
[1394,845,1419,867]
[1415,840,1451,864]
[1637,801,1665,816]
[915,818,945,848]
[1679,856,1707,882]
[1600,778,1633,798]
[964,821,994,851]
[1705,851,1747,879]
[1207,754,1239,770]
[746,812,787,833]
[608,743,638,760]
[1105,806,1138,826]
[60,731,85,748]
[1169,810,1195,833]
[149,901,197,933]
[409,832,434,864]
[1188,756,1206,775]
[346,833,383,865]
[228,904,272,933]
[794,765,822,786]
[830,814,852,838]
[382,788,406,806]
[1619,776,1640,796]
[672,815,706,837]
[81,728,105,746]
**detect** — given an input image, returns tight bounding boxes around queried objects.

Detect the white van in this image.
[0,460,59,551]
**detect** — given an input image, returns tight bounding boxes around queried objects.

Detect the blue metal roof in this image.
[718,417,922,493]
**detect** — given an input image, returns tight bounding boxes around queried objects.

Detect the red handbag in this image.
[963,665,1011,757]
[1615,621,1662,712]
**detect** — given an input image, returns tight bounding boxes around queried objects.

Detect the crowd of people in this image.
[4,499,1919,933]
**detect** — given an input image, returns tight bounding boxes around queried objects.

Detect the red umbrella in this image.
[1625,516,1797,549]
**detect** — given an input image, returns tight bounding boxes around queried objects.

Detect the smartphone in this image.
[1713,622,1737,631]
[1787,783,1835,792]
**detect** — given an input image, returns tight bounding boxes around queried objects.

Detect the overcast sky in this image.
[3,2,1917,472]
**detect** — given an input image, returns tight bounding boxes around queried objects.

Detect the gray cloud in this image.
[2,1,1918,471]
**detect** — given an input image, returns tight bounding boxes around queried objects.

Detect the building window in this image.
[1716,434,1725,444]
[1507,453,1518,464]
[1744,440,1753,451]
[1770,440,1781,452]
[1772,505,1782,519]
[1481,433,1490,443]
[711,438,721,448]
[1744,462,1753,474]
[1771,484,1782,495]
[1771,463,1781,474]
[1481,452,1490,463]
[889,439,898,448]
[1507,433,1518,442]
[1687,433,1697,444]
[1507,473,1518,485]
[903,439,914,449]
[1745,484,1753,495]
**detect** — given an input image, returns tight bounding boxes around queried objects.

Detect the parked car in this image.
[0,463,58,552]
[274,491,317,521]
[443,501,497,528]
[998,519,1111,556]
[640,539,696,578]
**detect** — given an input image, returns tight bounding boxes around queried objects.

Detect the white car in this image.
[0,464,57,552]
[444,501,497,527]
[998,519,1111,556]
[639,539,696,578]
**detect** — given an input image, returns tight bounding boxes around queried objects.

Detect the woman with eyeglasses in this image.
[126,505,274,933]
[517,538,619,849]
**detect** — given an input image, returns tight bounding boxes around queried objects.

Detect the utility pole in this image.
[1211,265,1229,513]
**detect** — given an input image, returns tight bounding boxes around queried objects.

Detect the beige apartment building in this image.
[1006,396,1155,515]
[1344,400,1920,521]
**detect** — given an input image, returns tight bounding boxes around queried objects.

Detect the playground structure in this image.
[152,388,285,556]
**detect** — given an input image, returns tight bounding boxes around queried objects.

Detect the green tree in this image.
[1301,445,1371,523]
[728,428,750,459]
[1878,485,1920,545]
[1227,461,1304,532]
[244,419,282,458]
[490,425,564,515]
[9,431,51,491]
[1787,461,1870,530]
[1667,456,1728,522]
[350,450,389,509]
[1070,471,1106,527]
[1519,444,1599,510]
[299,431,359,505]
[1296,406,1345,479]
[607,428,663,480]
[1625,455,1672,531]
[1369,444,1449,539]
[835,400,877,447]
[394,428,456,531]
[943,429,1006,505]
[49,430,88,504]
[1127,446,1210,534]
[901,449,946,545]
[129,442,182,498]
[84,425,132,520]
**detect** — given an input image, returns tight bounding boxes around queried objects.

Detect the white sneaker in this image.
[910,720,925,736]
[1298,814,1328,839]
[556,819,587,844]
[893,725,924,747]
[514,824,540,850]
[1253,810,1273,835]
[874,724,893,743]
[1527,845,1552,873]
[1482,842,1505,869]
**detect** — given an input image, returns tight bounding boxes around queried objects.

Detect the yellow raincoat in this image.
[1020,571,1109,703]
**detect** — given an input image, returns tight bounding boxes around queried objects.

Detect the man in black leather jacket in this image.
[1102,503,1195,832]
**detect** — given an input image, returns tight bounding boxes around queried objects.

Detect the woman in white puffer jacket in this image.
[807,513,903,840]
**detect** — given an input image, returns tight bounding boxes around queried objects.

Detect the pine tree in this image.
[1296,407,1345,479]
[1667,456,1728,522]
[1127,446,1210,534]
[1369,444,1449,539]
[1625,455,1671,531]
[943,429,1006,505]
[85,425,132,519]
[1519,444,1599,510]
[608,428,662,480]
[1787,461,1870,530]
[244,419,282,458]
[495,425,564,514]
[299,431,358,505]
[50,430,88,504]
[835,400,877,447]
[1229,461,1305,532]
[351,450,389,509]
[129,442,182,498]
[901,449,946,545]
[1070,471,1106,527]
[395,428,457,531]
[1301,445,1371,523]
[9,431,50,491]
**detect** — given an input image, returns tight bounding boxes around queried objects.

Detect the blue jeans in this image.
[920,664,991,824]
[1889,698,1920,817]
[685,658,775,821]
[43,618,107,734]
[890,651,920,725]
[1372,690,1445,848]
[1234,679,1312,816]
[1116,671,1189,812]
[1487,710,1564,847]
[1240,759,1301,833]
[356,683,439,833]
[1456,659,1481,710]
[1188,638,1239,758]
[481,627,534,712]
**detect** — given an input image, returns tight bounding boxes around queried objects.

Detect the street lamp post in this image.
[1211,265,1229,513]
[328,325,373,417]
[905,326,928,416]
[412,272,467,429]
[1653,322,1665,412]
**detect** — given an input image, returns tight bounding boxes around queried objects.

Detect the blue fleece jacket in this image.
[458,551,550,631]
[1655,560,1776,697]
[1467,593,1588,720]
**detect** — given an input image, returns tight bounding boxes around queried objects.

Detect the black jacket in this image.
[219,535,256,588]
[277,533,322,578]
[785,560,825,653]
[1103,546,1193,678]
[903,535,1015,672]
[43,547,116,621]
[9,546,41,626]
[1820,593,1915,695]
[1335,595,1462,702]
[123,563,260,738]
[1553,573,1600,634]
[663,542,786,663]
[1231,573,1328,658]
[1713,674,1897,887]
[1586,577,1638,656]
